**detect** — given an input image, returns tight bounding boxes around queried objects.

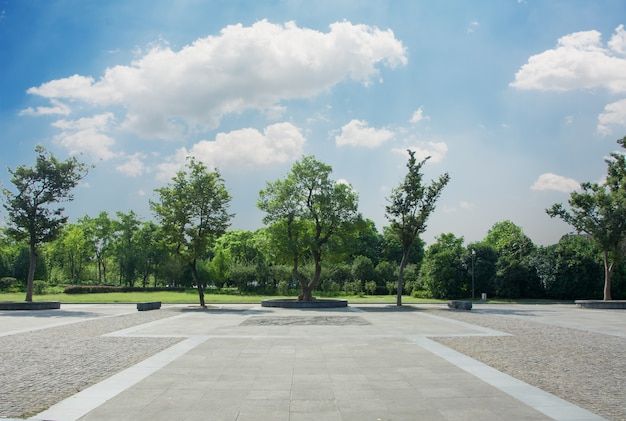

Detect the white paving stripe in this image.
[30,335,208,421]
[413,336,606,421]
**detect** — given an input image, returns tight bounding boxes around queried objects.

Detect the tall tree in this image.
[152,158,232,307]
[91,212,115,283]
[259,156,359,301]
[113,211,141,287]
[385,150,449,306]
[547,137,626,300]
[1,146,87,301]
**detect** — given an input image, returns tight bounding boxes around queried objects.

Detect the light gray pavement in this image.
[19,304,606,421]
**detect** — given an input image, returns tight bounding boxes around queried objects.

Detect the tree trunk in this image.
[603,251,613,301]
[396,252,409,307]
[191,261,205,307]
[25,242,37,302]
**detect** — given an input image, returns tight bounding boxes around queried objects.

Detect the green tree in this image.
[54,222,93,283]
[351,255,375,283]
[385,150,450,306]
[113,211,141,287]
[135,221,162,288]
[152,158,232,307]
[259,156,359,301]
[1,146,87,301]
[547,137,626,300]
[421,233,467,299]
[91,212,115,283]
[465,242,498,298]
[483,221,541,298]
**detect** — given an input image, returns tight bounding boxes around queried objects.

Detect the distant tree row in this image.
[1,136,625,304]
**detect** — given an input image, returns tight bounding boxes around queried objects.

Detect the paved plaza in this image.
[0,303,624,420]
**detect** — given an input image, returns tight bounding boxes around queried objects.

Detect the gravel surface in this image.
[431,309,626,421]
[0,310,181,418]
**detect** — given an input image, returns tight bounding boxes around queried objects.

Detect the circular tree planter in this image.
[261,298,348,308]
[0,301,61,311]
[575,300,626,309]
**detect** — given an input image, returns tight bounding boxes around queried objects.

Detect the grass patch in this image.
[0,290,448,304]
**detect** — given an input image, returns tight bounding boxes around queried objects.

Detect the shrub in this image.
[412,289,431,299]
[344,280,362,295]
[386,281,396,295]
[33,280,47,295]
[277,279,289,296]
[364,280,377,295]
[320,279,340,294]
[0,277,18,292]
[64,285,186,294]
[352,256,375,283]
[227,263,258,292]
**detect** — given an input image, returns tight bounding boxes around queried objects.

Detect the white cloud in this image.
[116,153,146,177]
[511,27,626,93]
[137,189,146,197]
[157,122,305,180]
[597,98,626,135]
[26,21,406,139]
[467,21,480,34]
[335,119,394,148]
[564,115,574,125]
[531,173,579,193]
[392,141,448,163]
[19,99,70,116]
[608,24,626,55]
[52,113,118,160]
[409,107,429,124]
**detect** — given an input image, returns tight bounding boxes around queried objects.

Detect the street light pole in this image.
[471,249,476,300]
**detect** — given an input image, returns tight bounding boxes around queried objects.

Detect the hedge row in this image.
[63,285,186,294]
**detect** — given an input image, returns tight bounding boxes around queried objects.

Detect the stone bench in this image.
[137,301,161,311]
[575,300,626,309]
[448,300,472,311]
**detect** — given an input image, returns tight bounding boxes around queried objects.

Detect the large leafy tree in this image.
[152,158,232,307]
[385,150,449,306]
[421,233,467,299]
[1,146,87,301]
[547,137,626,300]
[259,156,359,301]
[113,211,141,287]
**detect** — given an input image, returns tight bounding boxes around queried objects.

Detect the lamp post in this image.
[471,249,476,300]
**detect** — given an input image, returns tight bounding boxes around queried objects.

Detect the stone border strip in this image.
[412,337,605,421]
[30,335,208,421]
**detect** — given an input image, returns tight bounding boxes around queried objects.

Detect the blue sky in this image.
[2,0,626,245]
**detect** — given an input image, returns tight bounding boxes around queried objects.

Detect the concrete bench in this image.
[448,300,472,311]
[137,301,161,311]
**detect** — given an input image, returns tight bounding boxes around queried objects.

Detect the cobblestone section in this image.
[431,309,626,421]
[0,310,181,418]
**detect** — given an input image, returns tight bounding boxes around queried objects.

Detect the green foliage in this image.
[33,280,47,295]
[386,281,396,295]
[412,289,431,299]
[0,277,19,292]
[258,155,359,300]
[421,233,467,299]
[375,260,397,286]
[532,235,603,300]
[385,149,450,305]
[547,138,626,300]
[351,256,375,284]
[1,146,87,301]
[344,279,363,295]
[465,243,498,297]
[152,158,232,306]
[364,280,377,295]
[381,226,425,266]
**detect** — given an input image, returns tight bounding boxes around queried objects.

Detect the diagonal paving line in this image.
[412,336,606,421]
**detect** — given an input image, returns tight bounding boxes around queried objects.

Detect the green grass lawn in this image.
[0,290,572,304]
[0,290,449,304]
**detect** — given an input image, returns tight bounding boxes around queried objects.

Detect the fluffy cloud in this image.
[52,113,118,160]
[511,26,626,93]
[409,107,429,124]
[157,122,305,180]
[597,98,626,135]
[392,141,448,163]
[335,119,394,148]
[26,21,406,139]
[531,173,579,193]
[116,153,146,177]
[19,99,70,116]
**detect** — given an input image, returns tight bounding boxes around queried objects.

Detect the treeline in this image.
[1,216,624,300]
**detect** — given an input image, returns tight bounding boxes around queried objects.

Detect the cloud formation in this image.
[409,106,429,124]
[335,119,394,148]
[116,153,146,177]
[157,122,305,180]
[52,113,118,160]
[511,26,626,93]
[26,20,406,139]
[531,173,579,193]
